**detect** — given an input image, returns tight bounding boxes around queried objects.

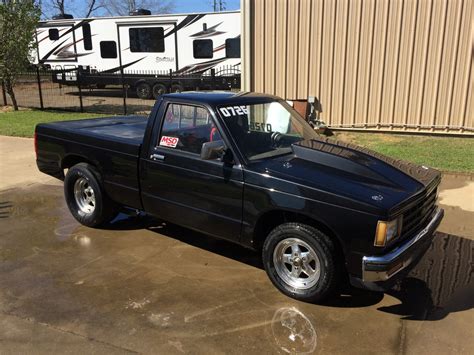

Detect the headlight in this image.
[374,216,403,247]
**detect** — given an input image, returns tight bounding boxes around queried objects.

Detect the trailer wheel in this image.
[152,83,167,99]
[136,82,152,99]
[171,83,183,93]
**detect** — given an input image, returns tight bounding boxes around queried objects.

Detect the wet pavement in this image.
[0,180,472,354]
[0,137,473,354]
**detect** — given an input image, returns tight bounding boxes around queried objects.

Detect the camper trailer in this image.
[30,11,241,99]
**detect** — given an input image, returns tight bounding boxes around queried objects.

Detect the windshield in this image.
[218,101,319,161]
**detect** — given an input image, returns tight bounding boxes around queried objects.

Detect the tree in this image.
[41,0,173,19]
[51,0,65,16]
[100,0,174,17]
[84,0,103,18]
[0,1,41,111]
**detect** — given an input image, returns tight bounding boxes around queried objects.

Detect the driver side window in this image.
[158,103,223,156]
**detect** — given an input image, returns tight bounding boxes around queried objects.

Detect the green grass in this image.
[335,132,474,173]
[0,109,108,138]
[1,109,472,173]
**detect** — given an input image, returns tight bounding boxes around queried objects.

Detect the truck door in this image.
[117,22,177,73]
[140,100,243,241]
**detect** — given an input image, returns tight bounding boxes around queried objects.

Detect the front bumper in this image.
[351,207,444,290]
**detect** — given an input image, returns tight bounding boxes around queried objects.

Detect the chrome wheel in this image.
[73,177,96,214]
[273,238,321,290]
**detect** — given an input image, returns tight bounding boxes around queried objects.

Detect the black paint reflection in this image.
[381,232,474,320]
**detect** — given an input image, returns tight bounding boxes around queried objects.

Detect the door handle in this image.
[150,153,165,161]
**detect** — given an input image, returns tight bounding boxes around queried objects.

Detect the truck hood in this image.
[259,138,441,213]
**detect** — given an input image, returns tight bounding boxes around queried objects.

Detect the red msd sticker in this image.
[160,136,179,148]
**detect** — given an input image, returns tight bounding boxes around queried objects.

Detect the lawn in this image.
[0,108,472,173]
[0,108,108,138]
[335,132,474,173]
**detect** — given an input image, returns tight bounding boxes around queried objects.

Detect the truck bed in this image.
[36,115,148,210]
[37,116,148,155]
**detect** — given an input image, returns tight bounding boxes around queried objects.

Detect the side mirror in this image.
[201,140,226,160]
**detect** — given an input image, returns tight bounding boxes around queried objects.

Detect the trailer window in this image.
[82,23,92,50]
[129,27,165,52]
[193,39,213,59]
[49,29,59,41]
[100,41,117,58]
[225,38,240,58]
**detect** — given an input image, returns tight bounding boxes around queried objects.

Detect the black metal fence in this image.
[1,65,241,116]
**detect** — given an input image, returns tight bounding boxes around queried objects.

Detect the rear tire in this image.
[64,163,118,227]
[136,82,152,99]
[170,83,183,93]
[262,223,341,303]
[152,83,167,99]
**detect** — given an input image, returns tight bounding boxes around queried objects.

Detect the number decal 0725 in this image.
[219,106,249,117]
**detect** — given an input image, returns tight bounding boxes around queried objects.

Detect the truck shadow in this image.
[106,213,473,320]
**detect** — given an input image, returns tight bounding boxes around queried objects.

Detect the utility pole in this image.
[128,0,136,13]
[213,0,225,12]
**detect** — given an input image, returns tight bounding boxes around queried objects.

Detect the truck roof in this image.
[162,91,281,106]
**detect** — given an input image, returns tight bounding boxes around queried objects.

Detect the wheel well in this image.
[134,80,151,88]
[61,155,95,170]
[253,210,345,257]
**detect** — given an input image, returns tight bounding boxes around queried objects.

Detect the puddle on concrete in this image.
[438,173,474,212]
[437,173,474,238]
[0,183,472,353]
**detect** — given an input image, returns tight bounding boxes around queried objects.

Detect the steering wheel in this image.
[271,131,283,147]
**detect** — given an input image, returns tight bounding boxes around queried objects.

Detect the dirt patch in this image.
[374,134,404,143]
[333,132,358,143]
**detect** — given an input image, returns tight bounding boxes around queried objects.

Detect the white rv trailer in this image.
[30,11,241,98]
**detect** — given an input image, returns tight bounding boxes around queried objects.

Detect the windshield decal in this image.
[249,122,272,132]
[219,106,249,117]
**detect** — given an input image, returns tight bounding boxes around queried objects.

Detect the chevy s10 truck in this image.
[35,92,444,302]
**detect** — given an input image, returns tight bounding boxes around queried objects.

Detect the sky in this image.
[42,0,240,19]
[174,0,240,13]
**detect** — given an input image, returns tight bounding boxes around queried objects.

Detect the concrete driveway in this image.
[0,136,473,354]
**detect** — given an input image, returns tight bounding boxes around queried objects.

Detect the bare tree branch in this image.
[99,0,174,17]
[84,0,104,18]
[52,0,65,16]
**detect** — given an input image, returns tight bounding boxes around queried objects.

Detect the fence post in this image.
[77,69,84,113]
[1,81,6,106]
[211,68,215,90]
[121,68,127,115]
[36,67,44,110]
[169,69,173,92]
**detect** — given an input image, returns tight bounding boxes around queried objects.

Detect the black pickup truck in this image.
[35,92,444,302]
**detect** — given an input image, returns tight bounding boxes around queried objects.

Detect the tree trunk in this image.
[4,78,18,111]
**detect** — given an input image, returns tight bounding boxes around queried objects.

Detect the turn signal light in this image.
[374,217,403,247]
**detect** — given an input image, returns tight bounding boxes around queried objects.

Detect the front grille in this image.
[401,188,437,238]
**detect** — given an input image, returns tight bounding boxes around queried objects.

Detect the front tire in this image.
[262,223,341,303]
[64,163,118,227]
